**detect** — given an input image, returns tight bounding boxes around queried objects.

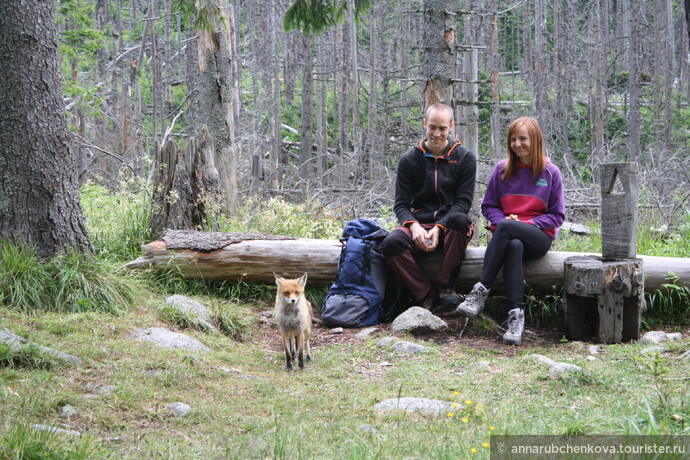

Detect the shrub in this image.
[80,180,152,262]
[0,241,137,314]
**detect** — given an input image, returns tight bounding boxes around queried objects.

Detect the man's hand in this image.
[410,223,439,252]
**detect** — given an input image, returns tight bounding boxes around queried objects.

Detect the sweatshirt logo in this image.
[536,178,548,187]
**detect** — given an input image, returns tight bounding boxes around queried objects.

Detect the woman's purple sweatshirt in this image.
[481,159,566,239]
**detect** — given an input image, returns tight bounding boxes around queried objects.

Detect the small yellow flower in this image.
[465,400,473,405]
[462,418,469,423]
[471,448,477,454]
[448,412,455,417]
[483,442,490,448]
[453,391,460,395]
[489,426,495,431]
[452,403,458,408]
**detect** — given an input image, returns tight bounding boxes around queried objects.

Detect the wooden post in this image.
[563,162,644,343]
[563,256,645,343]
[600,163,638,260]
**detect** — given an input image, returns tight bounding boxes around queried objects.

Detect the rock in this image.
[168,402,192,417]
[548,362,583,378]
[374,397,453,415]
[641,346,667,356]
[391,340,430,354]
[476,360,492,370]
[0,327,81,366]
[85,383,116,396]
[680,350,690,360]
[357,424,379,434]
[561,221,591,235]
[530,354,556,367]
[390,307,448,333]
[588,345,601,355]
[31,424,81,437]
[639,331,667,345]
[355,327,378,339]
[530,354,582,379]
[132,327,212,352]
[98,385,116,395]
[665,332,683,341]
[59,405,79,418]
[376,337,399,348]
[165,295,218,332]
[330,327,344,334]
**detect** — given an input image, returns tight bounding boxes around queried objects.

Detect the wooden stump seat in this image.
[563,255,645,343]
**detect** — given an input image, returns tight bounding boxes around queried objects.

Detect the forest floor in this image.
[256,310,564,358]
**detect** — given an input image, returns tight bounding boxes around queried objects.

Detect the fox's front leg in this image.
[297,334,305,370]
[283,335,294,371]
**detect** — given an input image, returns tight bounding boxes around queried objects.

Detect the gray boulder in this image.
[391,340,430,354]
[0,327,81,366]
[374,397,453,415]
[530,354,583,379]
[31,424,81,437]
[376,337,399,348]
[639,331,668,345]
[168,402,192,417]
[355,327,379,339]
[132,327,211,352]
[390,307,448,333]
[165,295,218,332]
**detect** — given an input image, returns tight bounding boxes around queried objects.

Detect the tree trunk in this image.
[126,230,690,293]
[149,127,223,236]
[533,0,548,119]
[196,1,238,215]
[0,0,92,258]
[489,1,502,160]
[589,0,606,164]
[626,0,641,162]
[348,0,362,179]
[422,0,457,107]
[299,33,314,181]
[315,33,329,182]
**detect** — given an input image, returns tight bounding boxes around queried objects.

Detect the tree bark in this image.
[422,0,457,107]
[196,1,237,215]
[0,0,92,258]
[126,230,690,293]
[299,33,314,180]
[626,0,641,162]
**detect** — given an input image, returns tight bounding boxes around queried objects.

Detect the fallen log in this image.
[126,230,690,293]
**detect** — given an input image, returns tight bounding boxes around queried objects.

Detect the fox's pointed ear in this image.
[297,273,308,287]
[273,272,282,286]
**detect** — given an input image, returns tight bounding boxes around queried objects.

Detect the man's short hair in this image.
[424,103,454,122]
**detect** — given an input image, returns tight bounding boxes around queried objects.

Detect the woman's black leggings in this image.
[480,219,553,308]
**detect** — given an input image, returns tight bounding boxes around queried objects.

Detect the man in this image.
[380,103,476,310]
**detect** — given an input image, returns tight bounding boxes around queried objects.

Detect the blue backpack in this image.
[321,219,389,328]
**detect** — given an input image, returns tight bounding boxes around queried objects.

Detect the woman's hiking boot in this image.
[502,308,525,345]
[455,282,489,317]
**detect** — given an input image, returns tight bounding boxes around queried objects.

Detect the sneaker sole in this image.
[455,306,480,318]
[503,337,522,345]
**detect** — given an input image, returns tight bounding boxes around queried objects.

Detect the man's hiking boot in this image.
[502,308,525,345]
[455,282,489,317]
[418,289,436,310]
[438,285,460,306]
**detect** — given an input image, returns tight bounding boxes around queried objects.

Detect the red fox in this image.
[274,273,312,371]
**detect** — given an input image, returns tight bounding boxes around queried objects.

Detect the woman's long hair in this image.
[501,117,547,181]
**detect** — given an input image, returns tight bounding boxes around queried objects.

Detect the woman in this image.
[455,117,565,345]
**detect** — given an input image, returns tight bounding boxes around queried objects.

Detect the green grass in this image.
[0,241,139,315]
[1,303,688,459]
[3,186,687,457]
[80,180,153,263]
